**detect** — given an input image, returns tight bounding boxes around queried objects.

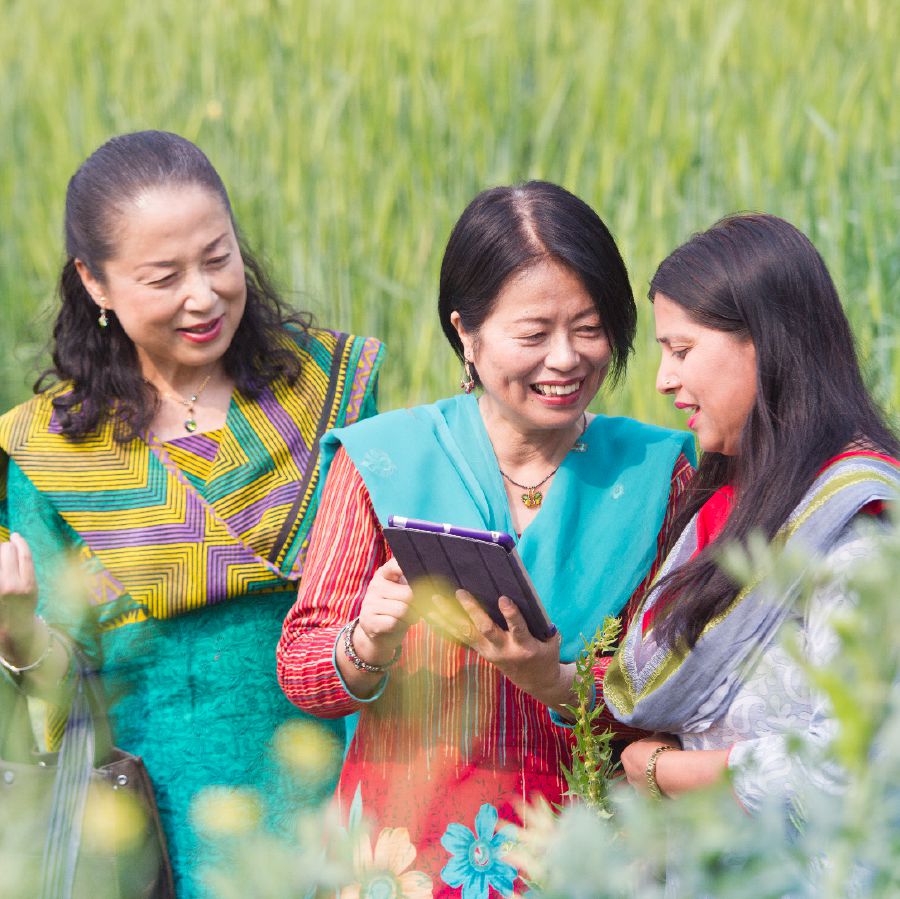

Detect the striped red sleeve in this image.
[590,451,694,737]
[277,446,389,718]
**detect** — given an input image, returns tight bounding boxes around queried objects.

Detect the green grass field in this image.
[2,0,897,427]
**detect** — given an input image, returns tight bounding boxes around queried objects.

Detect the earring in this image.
[98,298,109,329]
[459,360,476,394]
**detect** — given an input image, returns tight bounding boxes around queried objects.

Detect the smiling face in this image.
[452,260,611,437]
[654,292,757,456]
[76,184,247,384]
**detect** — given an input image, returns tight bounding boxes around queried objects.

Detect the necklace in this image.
[160,375,212,433]
[498,413,588,509]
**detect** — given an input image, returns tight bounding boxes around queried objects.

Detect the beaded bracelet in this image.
[645,744,676,800]
[0,614,54,675]
[342,617,402,674]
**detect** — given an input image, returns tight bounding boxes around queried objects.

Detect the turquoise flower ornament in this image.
[440,803,517,898]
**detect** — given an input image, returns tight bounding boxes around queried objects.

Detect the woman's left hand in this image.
[430,589,575,711]
[0,533,40,658]
[621,735,681,795]
[621,735,730,798]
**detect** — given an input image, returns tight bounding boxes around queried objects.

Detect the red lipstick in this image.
[179,316,224,344]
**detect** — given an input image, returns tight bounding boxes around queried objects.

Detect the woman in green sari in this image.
[0,131,382,897]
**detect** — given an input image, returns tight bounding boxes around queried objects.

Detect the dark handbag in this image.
[0,652,175,899]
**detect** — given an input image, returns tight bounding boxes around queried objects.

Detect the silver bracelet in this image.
[0,614,54,675]
[342,617,402,674]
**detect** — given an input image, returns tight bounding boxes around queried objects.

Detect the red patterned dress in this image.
[278,446,692,897]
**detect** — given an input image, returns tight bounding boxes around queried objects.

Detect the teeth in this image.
[533,382,580,397]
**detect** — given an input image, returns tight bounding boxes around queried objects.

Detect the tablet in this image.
[384,516,557,641]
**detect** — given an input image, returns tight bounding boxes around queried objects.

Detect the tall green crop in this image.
[2,0,897,423]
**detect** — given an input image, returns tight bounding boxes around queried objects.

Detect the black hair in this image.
[38,130,310,438]
[437,181,636,385]
[650,212,899,648]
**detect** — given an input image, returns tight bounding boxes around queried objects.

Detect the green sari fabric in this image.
[0,330,383,899]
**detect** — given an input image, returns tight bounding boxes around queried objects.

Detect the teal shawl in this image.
[320,394,694,660]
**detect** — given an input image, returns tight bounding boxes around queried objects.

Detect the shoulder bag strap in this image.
[40,650,100,899]
[0,671,36,762]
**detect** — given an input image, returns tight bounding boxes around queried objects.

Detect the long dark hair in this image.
[651,213,899,648]
[38,130,310,439]
[437,181,636,386]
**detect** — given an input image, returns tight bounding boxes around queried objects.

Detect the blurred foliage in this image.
[561,616,621,819]
[0,773,166,899]
[514,517,900,898]
[1,0,898,423]
[3,2,900,895]
[185,507,900,898]
[3,480,899,897]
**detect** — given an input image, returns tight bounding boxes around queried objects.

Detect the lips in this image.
[178,316,224,344]
[528,379,585,408]
[674,402,700,430]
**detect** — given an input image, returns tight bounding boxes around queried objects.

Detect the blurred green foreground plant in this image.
[4,519,899,897]
[560,617,622,819]
[516,517,900,898]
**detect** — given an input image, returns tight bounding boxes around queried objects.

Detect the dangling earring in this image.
[98,298,109,329]
[460,360,476,394]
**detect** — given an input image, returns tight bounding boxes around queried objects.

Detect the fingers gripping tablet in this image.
[384,516,557,641]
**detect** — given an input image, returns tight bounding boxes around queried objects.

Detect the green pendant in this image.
[184,418,198,433]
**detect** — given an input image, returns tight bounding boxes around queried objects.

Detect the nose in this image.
[182,267,217,312]
[656,357,679,394]
[545,333,579,372]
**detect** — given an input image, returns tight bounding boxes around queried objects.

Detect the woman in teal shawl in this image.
[279,182,694,896]
[605,214,900,817]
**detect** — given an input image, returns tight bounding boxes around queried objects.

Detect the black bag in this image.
[0,652,175,899]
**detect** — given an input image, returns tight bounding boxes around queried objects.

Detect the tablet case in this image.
[383,525,557,641]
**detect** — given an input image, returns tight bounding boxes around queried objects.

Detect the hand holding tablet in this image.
[383,516,557,642]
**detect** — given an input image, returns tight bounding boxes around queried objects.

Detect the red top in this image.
[277,446,694,896]
[641,450,894,635]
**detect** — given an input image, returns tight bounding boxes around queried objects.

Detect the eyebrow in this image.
[656,335,692,345]
[513,317,553,326]
[514,309,601,325]
[137,233,228,270]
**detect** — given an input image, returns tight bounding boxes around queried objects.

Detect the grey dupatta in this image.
[604,455,900,734]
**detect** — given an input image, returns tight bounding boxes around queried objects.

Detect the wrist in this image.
[0,613,45,656]
[351,625,401,668]
[0,615,53,675]
[646,744,677,799]
[533,661,577,711]
[342,618,402,674]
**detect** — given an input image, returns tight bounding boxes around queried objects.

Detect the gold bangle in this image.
[645,744,676,800]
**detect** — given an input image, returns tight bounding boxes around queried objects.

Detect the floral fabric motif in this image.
[341,826,433,899]
[360,448,398,478]
[440,804,517,898]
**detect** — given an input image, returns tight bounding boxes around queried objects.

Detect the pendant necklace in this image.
[499,413,588,509]
[161,375,212,433]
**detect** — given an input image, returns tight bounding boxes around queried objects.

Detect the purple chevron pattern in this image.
[0,330,384,627]
[344,337,383,424]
